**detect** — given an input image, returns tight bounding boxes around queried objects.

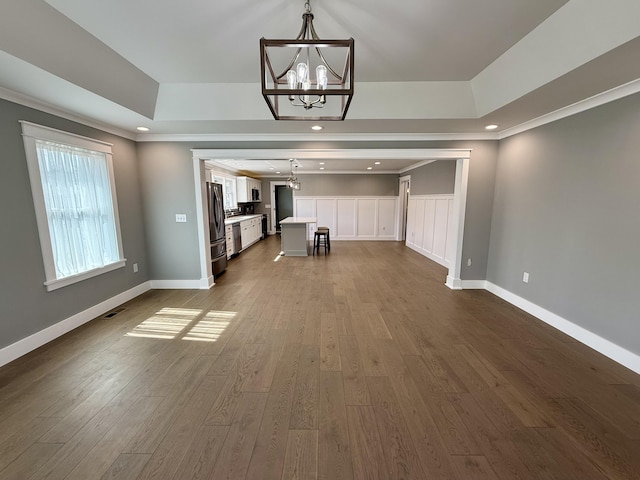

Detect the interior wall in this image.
[141,141,497,284]
[407,160,456,195]
[488,92,640,356]
[402,141,498,281]
[292,173,399,197]
[0,98,149,350]
[137,142,202,281]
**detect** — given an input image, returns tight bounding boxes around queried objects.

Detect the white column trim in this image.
[192,154,215,289]
[445,158,469,290]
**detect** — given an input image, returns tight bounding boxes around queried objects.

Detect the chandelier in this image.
[260,0,354,121]
[286,159,301,190]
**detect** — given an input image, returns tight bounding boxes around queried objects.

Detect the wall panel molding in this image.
[405,194,454,267]
[294,196,398,240]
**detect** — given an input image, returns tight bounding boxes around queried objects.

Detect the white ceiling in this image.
[1,0,640,175]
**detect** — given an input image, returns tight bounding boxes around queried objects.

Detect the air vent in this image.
[103,307,126,319]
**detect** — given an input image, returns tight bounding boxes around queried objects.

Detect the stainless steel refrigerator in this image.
[207,182,227,278]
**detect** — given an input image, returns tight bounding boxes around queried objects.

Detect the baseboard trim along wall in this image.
[462,280,640,375]
[149,278,213,290]
[0,281,152,368]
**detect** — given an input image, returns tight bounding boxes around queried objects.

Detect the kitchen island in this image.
[280,217,317,256]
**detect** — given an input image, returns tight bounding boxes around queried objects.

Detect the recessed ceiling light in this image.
[485,124,499,130]
[374,161,381,165]
[320,167,325,170]
[269,167,275,170]
[319,162,325,165]
[136,126,150,132]
[311,125,323,131]
[276,171,281,174]
[367,167,373,170]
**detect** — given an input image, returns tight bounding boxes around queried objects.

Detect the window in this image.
[210,172,238,211]
[21,121,126,291]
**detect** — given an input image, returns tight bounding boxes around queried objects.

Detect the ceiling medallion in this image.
[260,0,354,121]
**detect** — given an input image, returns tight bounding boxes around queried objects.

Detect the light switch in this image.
[175,213,187,223]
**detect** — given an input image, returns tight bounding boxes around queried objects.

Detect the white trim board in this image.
[464,280,640,375]
[149,279,213,290]
[0,281,152,368]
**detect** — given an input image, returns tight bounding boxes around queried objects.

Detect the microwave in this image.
[251,187,260,202]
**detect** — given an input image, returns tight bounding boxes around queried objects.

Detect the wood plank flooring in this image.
[1,235,639,479]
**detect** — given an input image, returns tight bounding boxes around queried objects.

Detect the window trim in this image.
[208,169,238,211]
[20,121,126,291]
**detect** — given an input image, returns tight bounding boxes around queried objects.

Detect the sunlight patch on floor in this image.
[183,310,235,342]
[126,307,236,342]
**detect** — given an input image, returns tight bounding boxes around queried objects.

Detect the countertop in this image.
[280,217,317,224]
[224,214,262,225]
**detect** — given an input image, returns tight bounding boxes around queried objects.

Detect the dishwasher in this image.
[232,222,242,256]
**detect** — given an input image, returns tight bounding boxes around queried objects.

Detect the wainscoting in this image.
[294,196,398,240]
[405,194,454,267]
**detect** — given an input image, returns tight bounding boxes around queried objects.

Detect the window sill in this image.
[44,259,127,291]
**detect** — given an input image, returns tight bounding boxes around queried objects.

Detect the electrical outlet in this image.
[523,272,529,283]
[133,263,138,273]
[467,258,472,267]
[175,213,187,223]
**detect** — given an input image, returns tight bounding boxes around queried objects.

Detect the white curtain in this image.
[36,140,119,279]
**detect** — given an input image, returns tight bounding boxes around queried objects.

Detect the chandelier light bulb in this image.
[286,70,297,89]
[296,63,309,84]
[316,65,327,89]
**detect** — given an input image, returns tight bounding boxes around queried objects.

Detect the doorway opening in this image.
[398,175,411,242]
[192,148,471,290]
[274,185,293,233]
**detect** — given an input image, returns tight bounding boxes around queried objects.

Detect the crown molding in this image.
[0,87,136,141]
[192,148,472,161]
[499,78,640,139]
[139,132,498,143]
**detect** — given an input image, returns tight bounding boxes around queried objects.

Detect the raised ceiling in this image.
[1,0,640,154]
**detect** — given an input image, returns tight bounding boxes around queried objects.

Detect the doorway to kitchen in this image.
[274,184,293,233]
[398,175,411,242]
[192,148,471,290]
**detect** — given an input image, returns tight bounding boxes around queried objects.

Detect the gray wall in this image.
[143,142,497,282]
[292,174,399,197]
[488,92,640,354]
[0,98,148,349]
[406,160,456,195]
[403,141,498,281]
[137,142,202,281]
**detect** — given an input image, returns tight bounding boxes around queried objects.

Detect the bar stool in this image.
[313,228,329,255]
[316,226,330,251]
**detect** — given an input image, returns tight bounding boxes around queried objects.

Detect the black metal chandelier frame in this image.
[260,0,354,121]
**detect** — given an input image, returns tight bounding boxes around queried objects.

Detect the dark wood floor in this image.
[1,235,640,480]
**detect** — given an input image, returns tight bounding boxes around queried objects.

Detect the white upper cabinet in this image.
[236,176,262,203]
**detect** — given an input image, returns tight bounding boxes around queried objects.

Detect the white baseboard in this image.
[0,281,152,368]
[461,280,488,289]
[445,275,463,290]
[407,243,449,268]
[323,237,398,241]
[149,278,213,290]
[484,281,640,375]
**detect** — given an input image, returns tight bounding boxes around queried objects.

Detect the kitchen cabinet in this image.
[236,176,262,203]
[240,216,261,249]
